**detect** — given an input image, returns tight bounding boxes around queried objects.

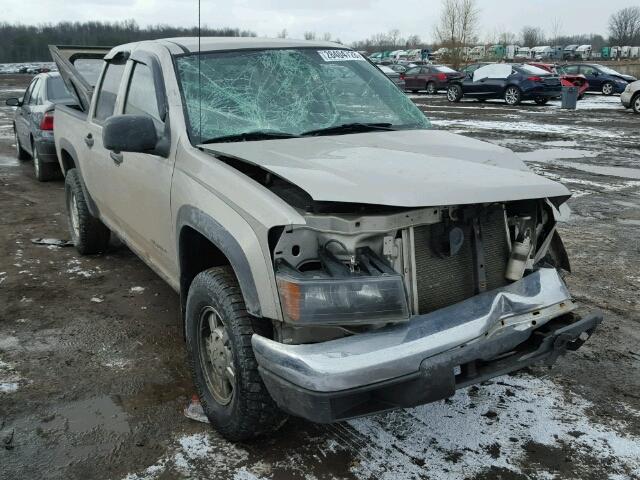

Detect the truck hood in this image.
[199,129,570,207]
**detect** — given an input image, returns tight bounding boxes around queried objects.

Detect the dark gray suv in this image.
[6,72,74,181]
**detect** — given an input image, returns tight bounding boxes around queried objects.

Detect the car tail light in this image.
[437,73,447,81]
[40,111,54,131]
[399,73,405,80]
[528,76,543,82]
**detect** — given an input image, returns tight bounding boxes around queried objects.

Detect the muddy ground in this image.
[0,74,639,480]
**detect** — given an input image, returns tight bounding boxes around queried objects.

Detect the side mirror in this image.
[5,98,20,107]
[102,115,157,153]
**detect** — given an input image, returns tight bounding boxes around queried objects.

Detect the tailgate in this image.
[49,45,112,112]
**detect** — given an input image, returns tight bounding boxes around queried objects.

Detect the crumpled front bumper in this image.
[252,268,603,423]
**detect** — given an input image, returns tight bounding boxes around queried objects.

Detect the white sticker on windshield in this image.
[317,50,365,62]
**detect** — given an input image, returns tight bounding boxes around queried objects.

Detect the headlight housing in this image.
[275,257,409,325]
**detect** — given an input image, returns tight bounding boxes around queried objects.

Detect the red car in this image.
[528,63,589,99]
[402,65,465,94]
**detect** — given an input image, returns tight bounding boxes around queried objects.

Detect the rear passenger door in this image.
[579,65,600,90]
[102,55,176,278]
[16,78,39,150]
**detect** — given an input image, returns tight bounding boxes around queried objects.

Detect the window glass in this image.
[597,65,620,75]
[405,67,420,75]
[518,65,550,75]
[73,58,104,86]
[560,65,579,74]
[176,49,430,143]
[580,66,597,75]
[46,76,72,101]
[27,78,42,105]
[94,61,126,123]
[124,63,162,125]
[23,78,39,104]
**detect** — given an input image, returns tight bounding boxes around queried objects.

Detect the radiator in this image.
[412,207,510,314]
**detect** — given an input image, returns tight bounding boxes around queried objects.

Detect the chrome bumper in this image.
[253,268,576,393]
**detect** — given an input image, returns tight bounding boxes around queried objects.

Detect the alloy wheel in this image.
[199,306,235,405]
[69,192,80,243]
[447,86,458,101]
[426,82,436,94]
[505,87,519,105]
[633,95,640,114]
[14,132,20,157]
[602,83,614,95]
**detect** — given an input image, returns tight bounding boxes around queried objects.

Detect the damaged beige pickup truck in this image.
[51,38,602,441]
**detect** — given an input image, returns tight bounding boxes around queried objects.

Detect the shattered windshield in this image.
[175,48,430,143]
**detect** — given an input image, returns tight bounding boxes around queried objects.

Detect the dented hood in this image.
[199,129,570,207]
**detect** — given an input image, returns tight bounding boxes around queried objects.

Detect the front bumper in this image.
[252,268,602,422]
[621,90,633,108]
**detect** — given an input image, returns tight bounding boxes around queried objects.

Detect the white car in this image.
[621,80,640,114]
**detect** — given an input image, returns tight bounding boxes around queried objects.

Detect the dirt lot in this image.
[1,74,639,480]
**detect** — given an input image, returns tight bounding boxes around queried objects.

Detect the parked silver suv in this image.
[621,79,640,114]
[52,38,602,441]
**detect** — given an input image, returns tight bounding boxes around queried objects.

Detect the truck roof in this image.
[112,37,345,56]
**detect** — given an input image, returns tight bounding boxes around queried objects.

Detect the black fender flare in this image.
[176,205,262,317]
[58,138,101,218]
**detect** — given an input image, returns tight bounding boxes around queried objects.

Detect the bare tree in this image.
[549,17,563,45]
[521,26,544,47]
[608,7,640,45]
[303,31,316,40]
[434,0,480,66]
[405,34,422,48]
[322,32,332,41]
[276,29,287,39]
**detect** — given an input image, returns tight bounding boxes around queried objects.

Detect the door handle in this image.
[84,133,94,148]
[110,151,123,165]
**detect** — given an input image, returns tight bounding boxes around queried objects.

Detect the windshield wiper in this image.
[301,122,396,137]
[200,130,300,144]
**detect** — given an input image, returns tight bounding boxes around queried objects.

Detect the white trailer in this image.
[469,45,486,61]
[621,46,631,58]
[575,45,592,60]
[505,45,519,60]
[531,46,552,60]
[630,47,640,59]
[515,47,531,59]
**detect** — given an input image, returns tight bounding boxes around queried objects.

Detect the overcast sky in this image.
[4,0,636,43]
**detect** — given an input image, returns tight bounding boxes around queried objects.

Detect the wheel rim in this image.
[633,96,640,112]
[15,132,20,157]
[198,306,235,405]
[505,88,518,104]
[447,87,457,101]
[603,83,613,95]
[69,192,80,242]
[427,83,435,94]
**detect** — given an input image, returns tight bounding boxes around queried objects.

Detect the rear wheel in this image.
[504,86,522,105]
[602,82,615,95]
[185,266,287,441]
[534,97,549,105]
[426,82,437,95]
[14,130,29,160]
[65,168,110,254]
[447,84,463,102]
[633,94,640,114]
[32,142,59,182]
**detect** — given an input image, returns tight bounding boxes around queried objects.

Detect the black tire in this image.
[534,98,549,105]
[447,84,463,102]
[32,142,59,182]
[426,82,437,95]
[602,81,615,96]
[504,85,522,105]
[14,129,29,160]
[64,168,110,254]
[185,266,287,441]
[578,93,585,101]
[632,93,640,114]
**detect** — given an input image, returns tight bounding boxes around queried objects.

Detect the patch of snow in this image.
[0,358,22,393]
[91,297,104,303]
[130,286,145,294]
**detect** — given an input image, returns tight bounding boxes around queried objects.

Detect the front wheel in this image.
[602,82,615,96]
[447,84,463,102]
[426,82,437,95]
[65,169,110,254]
[504,86,522,105]
[185,266,287,441]
[14,130,29,160]
[633,94,640,114]
[534,97,549,105]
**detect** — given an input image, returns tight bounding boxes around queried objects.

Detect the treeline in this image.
[0,20,256,62]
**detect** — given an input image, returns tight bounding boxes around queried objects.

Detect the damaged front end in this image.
[253,198,602,422]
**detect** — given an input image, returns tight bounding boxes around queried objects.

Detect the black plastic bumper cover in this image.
[259,312,603,423]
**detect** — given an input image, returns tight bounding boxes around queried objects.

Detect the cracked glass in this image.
[176,48,430,143]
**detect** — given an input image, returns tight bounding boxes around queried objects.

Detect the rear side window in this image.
[124,63,162,127]
[94,61,126,123]
[561,65,579,74]
[23,78,39,104]
[46,76,72,101]
[405,67,420,75]
[435,66,456,73]
[27,79,42,105]
[73,58,104,87]
[580,66,597,75]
